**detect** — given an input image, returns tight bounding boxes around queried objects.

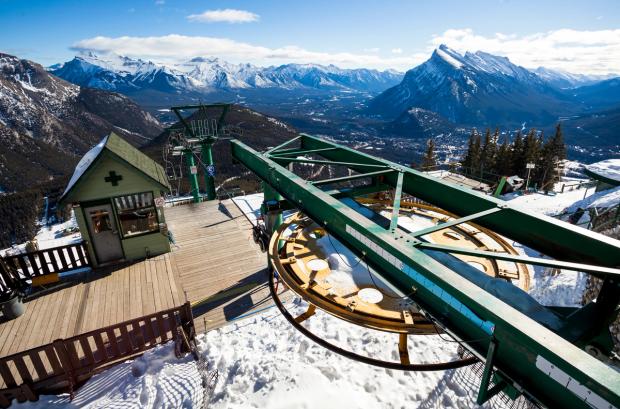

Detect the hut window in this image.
[114,192,159,237]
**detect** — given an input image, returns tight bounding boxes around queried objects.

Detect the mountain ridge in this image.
[367,44,606,126]
[0,52,163,192]
[50,53,405,94]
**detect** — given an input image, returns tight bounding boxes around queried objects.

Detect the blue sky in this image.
[1,0,619,73]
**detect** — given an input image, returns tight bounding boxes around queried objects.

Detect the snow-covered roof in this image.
[60,132,170,203]
[61,135,108,199]
[584,159,620,186]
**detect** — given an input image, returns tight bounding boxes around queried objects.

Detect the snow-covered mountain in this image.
[367,44,578,126]
[571,77,620,109]
[0,52,162,192]
[532,67,612,89]
[50,53,404,94]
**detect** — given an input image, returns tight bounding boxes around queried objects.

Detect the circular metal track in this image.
[268,219,479,371]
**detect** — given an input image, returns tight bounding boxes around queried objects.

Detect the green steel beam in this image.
[272,157,390,169]
[477,340,499,405]
[323,183,392,198]
[389,171,404,231]
[410,207,504,238]
[201,142,216,200]
[264,135,302,155]
[298,133,620,267]
[269,147,339,158]
[417,242,620,277]
[493,176,507,198]
[231,136,620,409]
[311,169,395,186]
[184,150,200,203]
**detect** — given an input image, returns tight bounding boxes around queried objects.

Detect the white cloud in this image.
[72,35,424,70]
[429,28,620,75]
[363,47,380,53]
[391,48,403,54]
[187,9,259,24]
[71,28,620,74]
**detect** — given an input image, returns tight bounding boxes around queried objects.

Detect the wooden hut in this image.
[60,133,171,266]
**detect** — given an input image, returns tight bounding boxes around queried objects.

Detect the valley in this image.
[46,46,619,169]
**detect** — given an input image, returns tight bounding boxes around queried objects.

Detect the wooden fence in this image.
[0,302,195,407]
[0,242,90,296]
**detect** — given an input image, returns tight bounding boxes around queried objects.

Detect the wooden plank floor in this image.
[165,199,273,333]
[0,198,274,361]
[0,254,181,359]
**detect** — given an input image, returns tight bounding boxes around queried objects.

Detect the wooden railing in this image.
[0,302,195,407]
[0,242,90,296]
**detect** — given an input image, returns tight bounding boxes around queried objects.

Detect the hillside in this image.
[0,53,163,192]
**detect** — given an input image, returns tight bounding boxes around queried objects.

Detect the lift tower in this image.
[169,104,233,202]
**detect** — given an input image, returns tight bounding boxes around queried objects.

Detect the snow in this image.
[200,301,475,409]
[61,135,107,199]
[503,187,595,216]
[34,214,81,250]
[566,186,620,212]
[496,188,599,309]
[17,344,203,408]
[436,46,464,69]
[1,212,82,257]
[232,193,264,224]
[585,159,620,184]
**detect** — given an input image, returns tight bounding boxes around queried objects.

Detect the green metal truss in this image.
[171,103,231,201]
[231,134,620,409]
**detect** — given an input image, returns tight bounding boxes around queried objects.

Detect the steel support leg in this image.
[201,142,216,201]
[184,150,200,203]
[477,340,500,405]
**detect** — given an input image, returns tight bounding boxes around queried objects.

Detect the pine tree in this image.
[550,123,566,161]
[523,129,540,166]
[495,135,512,176]
[538,138,557,191]
[536,125,566,191]
[461,129,481,175]
[421,139,437,170]
[480,128,498,177]
[511,130,524,176]
[461,131,475,172]
[523,129,542,188]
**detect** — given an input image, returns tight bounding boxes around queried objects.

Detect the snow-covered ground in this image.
[14,183,617,409]
[585,159,620,184]
[503,186,595,216]
[232,193,264,224]
[0,211,81,257]
[566,186,620,213]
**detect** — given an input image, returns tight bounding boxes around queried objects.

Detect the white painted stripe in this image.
[535,355,616,409]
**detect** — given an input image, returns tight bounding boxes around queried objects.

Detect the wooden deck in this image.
[0,198,270,359]
[165,199,271,333]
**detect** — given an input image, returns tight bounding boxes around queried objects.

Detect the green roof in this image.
[105,132,170,189]
[60,132,170,203]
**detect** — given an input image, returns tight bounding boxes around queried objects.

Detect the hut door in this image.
[85,204,123,263]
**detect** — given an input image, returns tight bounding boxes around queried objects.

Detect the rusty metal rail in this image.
[0,301,195,407]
